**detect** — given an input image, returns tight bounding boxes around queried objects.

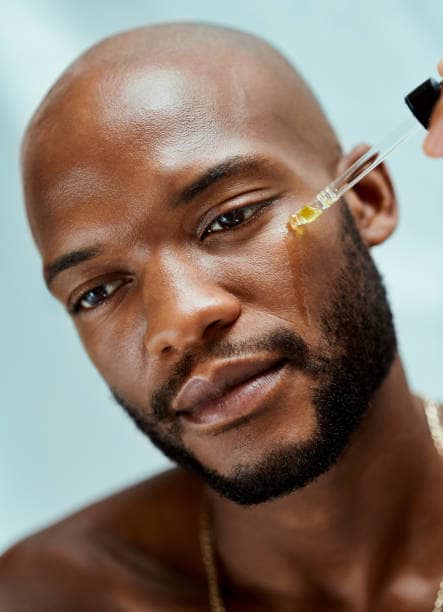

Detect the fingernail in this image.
[424,122,443,156]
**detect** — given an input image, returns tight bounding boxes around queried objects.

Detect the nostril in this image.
[161,344,173,355]
[206,319,222,331]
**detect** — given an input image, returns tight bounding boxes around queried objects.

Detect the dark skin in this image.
[1,24,443,611]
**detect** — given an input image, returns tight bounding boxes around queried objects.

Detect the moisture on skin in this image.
[284,229,311,326]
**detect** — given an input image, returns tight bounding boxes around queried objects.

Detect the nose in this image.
[143,258,241,358]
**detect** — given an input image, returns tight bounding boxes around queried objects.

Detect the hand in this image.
[423,60,443,157]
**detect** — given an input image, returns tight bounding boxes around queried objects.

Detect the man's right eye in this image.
[70,279,127,315]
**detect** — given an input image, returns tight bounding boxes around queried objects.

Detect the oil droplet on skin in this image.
[284,229,311,327]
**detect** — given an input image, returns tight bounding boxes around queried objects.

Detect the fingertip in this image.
[423,140,434,157]
[423,135,443,158]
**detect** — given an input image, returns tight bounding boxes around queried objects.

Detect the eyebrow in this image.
[44,246,103,289]
[177,155,277,204]
[44,155,278,289]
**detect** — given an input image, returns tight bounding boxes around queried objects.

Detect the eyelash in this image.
[70,199,276,315]
[200,198,276,240]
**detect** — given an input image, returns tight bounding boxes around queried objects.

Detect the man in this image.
[1,22,443,611]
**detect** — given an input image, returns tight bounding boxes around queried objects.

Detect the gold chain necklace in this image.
[199,397,443,612]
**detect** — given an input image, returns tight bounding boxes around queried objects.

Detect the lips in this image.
[173,357,285,416]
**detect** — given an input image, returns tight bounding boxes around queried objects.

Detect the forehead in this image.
[28,62,275,170]
[23,64,316,256]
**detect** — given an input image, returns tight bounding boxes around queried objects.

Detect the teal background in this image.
[1,0,442,552]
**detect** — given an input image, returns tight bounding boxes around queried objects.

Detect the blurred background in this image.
[1,0,442,552]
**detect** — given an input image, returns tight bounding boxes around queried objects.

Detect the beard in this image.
[111,203,397,505]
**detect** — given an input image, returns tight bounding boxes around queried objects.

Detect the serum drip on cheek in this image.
[284,229,311,327]
[287,77,441,233]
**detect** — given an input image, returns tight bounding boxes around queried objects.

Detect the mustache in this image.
[150,328,326,422]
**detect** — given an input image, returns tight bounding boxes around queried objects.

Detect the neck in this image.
[207,357,443,607]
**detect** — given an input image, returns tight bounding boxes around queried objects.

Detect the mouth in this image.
[174,357,288,434]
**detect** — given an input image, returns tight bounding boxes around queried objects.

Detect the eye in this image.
[201,200,275,240]
[70,279,127,315]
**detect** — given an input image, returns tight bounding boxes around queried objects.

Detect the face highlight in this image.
[22,24,397,506]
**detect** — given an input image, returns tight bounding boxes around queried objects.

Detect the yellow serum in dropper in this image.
[288,205,324,232]
[288,192,336,234]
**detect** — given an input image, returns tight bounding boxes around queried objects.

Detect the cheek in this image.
[76,306,149,401]
[210,231,300,323]
[212,216,338,348]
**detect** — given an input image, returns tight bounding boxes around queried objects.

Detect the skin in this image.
[424,60,443,156]
[1,24,443,611]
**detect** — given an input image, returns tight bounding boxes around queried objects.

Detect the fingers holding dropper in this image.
[423,59,443,157]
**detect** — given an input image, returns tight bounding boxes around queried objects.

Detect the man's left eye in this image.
[201,201,273,240]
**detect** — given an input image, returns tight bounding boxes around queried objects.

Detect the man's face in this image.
[25,66,396,504]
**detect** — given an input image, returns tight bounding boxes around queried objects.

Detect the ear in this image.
[337,143,398,247]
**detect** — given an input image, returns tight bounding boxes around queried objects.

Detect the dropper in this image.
[288,78,442,231]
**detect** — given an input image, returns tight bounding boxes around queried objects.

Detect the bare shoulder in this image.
[0,468,207,611]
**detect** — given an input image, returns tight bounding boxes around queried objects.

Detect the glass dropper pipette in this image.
[288,77,442,231]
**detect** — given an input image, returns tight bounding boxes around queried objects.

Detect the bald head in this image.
[22,23,340,249]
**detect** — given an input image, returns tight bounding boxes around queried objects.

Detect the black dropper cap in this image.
[405,78,441,129]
